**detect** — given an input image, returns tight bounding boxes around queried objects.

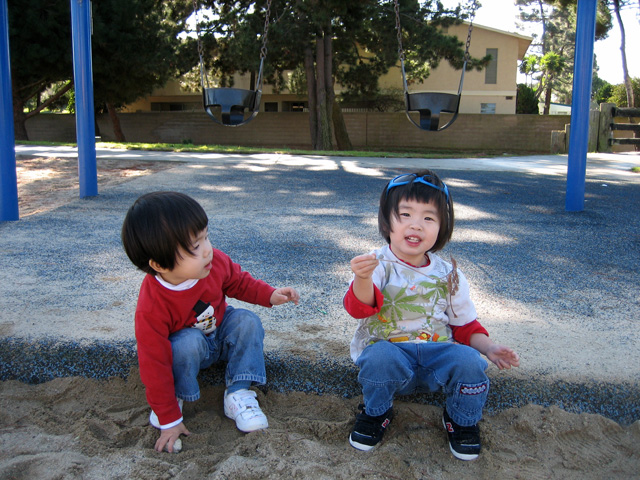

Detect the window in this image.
[485,48,498,84]
[264,102,278,112]
[481,103,496,114]
[282,101,308,112]
[150,102,199,112]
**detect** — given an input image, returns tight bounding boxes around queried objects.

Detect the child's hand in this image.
[155,422,190,453]
[350,253,379,280]
[485,344,520,370]
[270,287,300,306]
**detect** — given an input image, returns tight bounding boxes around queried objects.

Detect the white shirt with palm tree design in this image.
[349,245,478,362]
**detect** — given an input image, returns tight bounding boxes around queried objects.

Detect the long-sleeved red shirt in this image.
[134,248,275,426]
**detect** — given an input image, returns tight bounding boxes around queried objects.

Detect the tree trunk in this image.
[13,81,74,141]
[612,0,634,108]
[543,81,552,115]
[332,101,352,150]
[315,32,332,150]
[13,98,29,141]
[107,102,126,142]
[304,46,318,149]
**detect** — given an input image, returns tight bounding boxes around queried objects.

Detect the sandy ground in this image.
[15,156,176,217]
[1,374,639,480]
[2,154,639,479]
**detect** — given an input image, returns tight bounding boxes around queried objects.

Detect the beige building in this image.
[124,22,531,115]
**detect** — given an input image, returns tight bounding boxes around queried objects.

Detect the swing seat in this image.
[405,92,460,131]
[203,87,261,127]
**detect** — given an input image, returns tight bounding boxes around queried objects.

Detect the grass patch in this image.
[16,140,532,159]
[632,166,640,173]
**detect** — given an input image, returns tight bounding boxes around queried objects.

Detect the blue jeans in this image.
[169,305,266,402]
[355,341,489,426]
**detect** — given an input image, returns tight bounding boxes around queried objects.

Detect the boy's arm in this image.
[135,282,183,427]
[270,287,300,306]
[155,423,190,453]
[216,250,276,307]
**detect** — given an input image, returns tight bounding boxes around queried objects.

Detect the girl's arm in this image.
[469,333,520,370]
[350,254,379,306]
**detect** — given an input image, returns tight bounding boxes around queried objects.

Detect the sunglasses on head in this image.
[385,174,450,202]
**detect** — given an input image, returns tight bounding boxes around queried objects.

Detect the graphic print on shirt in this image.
[192,299,217,335]
[369,262,450,343]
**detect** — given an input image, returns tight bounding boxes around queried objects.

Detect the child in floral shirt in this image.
[344,170,519,460]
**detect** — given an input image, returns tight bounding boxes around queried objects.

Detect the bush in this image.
[516,84,539,114]
[607,77,640,107]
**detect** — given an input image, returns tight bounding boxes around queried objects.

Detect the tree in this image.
[8,0,193,141]
[607,77,639,106]
[609,0,635,107]
[8,0,73,140]
[519,54,540,87]
[516,83,539,113]
[91,0,194,141]
[199,0,487,150]
[516,0,612,112]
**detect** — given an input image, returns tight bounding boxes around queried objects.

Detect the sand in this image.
[1,373,639,479]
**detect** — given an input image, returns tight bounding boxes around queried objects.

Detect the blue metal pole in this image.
[566,0,597,212]
[70,0,98,198]
[0,0,18,221]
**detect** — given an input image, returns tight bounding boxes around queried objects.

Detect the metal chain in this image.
[260,0,272,60]
[394,0,404,62]
[192,0,208,88]
[463,1,479,62]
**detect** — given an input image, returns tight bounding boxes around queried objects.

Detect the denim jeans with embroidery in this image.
[355,340,489,426]
[169,305,266,402]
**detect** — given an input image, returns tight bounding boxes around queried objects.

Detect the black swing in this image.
[193,0,272,127]
[393,0,477,131]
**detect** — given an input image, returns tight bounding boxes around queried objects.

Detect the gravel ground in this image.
[1,150,639,424]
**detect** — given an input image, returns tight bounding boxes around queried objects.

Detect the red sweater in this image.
[134,249,275,426]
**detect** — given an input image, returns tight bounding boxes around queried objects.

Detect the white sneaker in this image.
[224,389,268,432]
[150,398,183,429]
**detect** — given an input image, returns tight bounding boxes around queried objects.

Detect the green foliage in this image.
[516,0,613,108]
[339,88,405,112]
[8,0,72,103]
[592,73,613,104]
[607,78,640,107]
[516,84,539,114]
[201,0,486,99]
[91,0,194,107]
[8,0,194,135]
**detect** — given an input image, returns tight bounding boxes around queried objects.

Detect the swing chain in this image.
[394,0,477,65]
[463,1,479,63]
[260,0,272,60]
[394,0,404,63]
[192,0,208,88]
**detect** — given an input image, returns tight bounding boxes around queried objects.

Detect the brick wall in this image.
[25,111,570,153]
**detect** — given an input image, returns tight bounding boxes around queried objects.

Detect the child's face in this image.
[389,198,441,266]
[157,228,213,285]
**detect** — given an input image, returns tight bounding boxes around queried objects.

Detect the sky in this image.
[440,0,640,85]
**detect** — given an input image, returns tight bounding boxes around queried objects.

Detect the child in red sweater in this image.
[122,191,299,453]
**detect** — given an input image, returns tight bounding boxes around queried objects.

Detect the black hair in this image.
[121,191,209,274]
[378,169,454,252]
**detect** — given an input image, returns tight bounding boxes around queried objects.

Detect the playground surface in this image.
[1,145,639,478]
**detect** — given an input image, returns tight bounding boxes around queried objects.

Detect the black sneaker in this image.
[349,404,393,451]
[442,409,481,460]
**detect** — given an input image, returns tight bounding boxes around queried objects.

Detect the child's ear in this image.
[148,259,168,274]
